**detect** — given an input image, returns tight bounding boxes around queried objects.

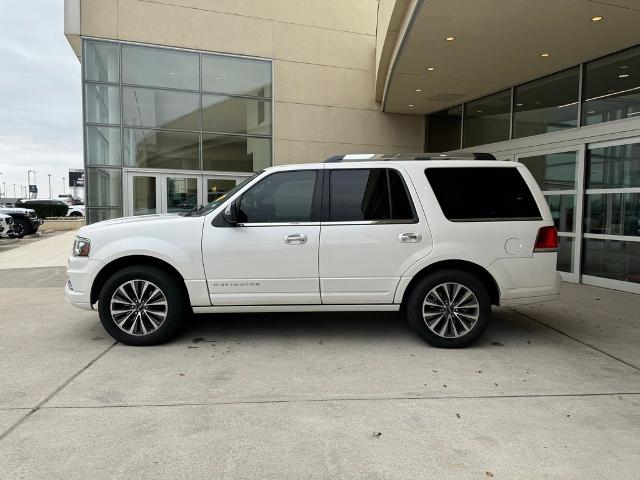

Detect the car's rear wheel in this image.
[98,265,185,346]
[406,269,491,348]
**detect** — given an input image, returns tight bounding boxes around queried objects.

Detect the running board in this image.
[192,304,401,314]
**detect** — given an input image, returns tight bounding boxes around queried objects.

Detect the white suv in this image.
[66,153,561,348]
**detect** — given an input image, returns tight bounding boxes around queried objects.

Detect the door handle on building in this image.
[285,233,307,245]
[399,232,422,243]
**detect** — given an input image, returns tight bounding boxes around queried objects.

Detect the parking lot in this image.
[0,234,639,479]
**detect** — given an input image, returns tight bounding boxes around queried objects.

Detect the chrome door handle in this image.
[399,232,422,243]
[284,233,307,245]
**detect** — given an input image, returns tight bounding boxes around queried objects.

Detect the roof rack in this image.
[324,152,496,162]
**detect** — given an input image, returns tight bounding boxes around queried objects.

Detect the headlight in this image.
[72,237,91,257]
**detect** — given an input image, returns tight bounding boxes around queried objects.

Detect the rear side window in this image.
[329,168,416,222]
[425,167,541,221]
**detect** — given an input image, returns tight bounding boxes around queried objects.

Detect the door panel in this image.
[319,224,429,303]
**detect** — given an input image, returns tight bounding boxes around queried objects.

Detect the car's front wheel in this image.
[98,265,185,346]
[12,218,30,237]
[406,269,491,348]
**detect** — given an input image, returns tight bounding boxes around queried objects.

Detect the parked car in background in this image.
[0,213,17,238]
[0,206,43,236]
[66,153,561,348]
[66,204,85,217]
[20,199,84,217]
[58,194,84,206]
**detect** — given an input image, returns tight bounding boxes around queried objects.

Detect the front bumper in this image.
[65,256,103,311]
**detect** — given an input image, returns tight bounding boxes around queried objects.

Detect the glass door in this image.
[204,176,245,204]
[127,173,160,216]
[163,175,199,214]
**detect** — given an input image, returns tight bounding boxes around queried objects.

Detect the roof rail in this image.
[324,152,496,162]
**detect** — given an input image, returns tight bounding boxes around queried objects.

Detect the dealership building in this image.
[64,0,640,293]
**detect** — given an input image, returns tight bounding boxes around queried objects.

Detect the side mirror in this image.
[223,202,238,226]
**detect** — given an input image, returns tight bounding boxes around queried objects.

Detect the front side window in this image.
[238,170,317,223]
[425,167,541,221]
[329,168,416,222]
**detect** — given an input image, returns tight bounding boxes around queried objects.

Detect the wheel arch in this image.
[90,255,190,306]
[399,260,501,306]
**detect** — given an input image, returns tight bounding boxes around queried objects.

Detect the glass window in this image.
[519,152,577,190]
[426,105,462,152]
[86,208,123,224]
[132,176,157,216]
[85,84,120,125]
[84,41,119,83]
[124,129,199,170]
[238,170,317,223]
[585,193,640,237]
[166,177,198,213]
[425,167,541,221]
[557,237,574,273]
[202,134,271,172]
[582,46,640,125]
[206,178,238,203]
[514,67,579,138]
[329,169,415,222]
[86,126,121,166]
[545,195,576,232]
[463,89,511,147]
[123,87,199,130]
[87,168,122,207]
[582,239,640,284]
[588,143,640,188]
[202,55,272,97]
[122,45,198,90]
[202,95,272,135]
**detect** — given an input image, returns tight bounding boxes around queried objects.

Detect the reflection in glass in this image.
[585,193,640,236]
[557,237,574,273]
[513,67,579,138]
[85,84,120,124]
[122,44,198,90]
[86,208,123,224]
[132,176,157,215]
[202,95,272,135]
[87,168,122,207]
[166,177,198,213]
[426,105,462,151]
[202,55,272,97]
[545,195,576,232]
[519,152,577,190]
[86,126,121,166]
[583,239,640,284]
[463,89,511,147]
[588,143,640,188]
[582,46,640,125]
[123,88,199,130]
[207,178,237,203]
[124,129,199,170]
[202,135,271,172]
[84,41,119,83]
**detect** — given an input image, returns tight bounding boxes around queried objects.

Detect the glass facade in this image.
[82,39,272,221]
[426,45,640,151]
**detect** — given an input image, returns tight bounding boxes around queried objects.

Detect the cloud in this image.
[0,0,82,198]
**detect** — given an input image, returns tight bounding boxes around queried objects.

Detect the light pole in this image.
[62,177,66,195]
[13,184,16,198]
[48,174,52,199]
[0,172,3,197]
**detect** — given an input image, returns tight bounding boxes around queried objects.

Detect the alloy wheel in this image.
[109,280,168,336]
[422,282,480,338]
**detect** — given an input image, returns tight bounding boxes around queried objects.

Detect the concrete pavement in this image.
[0,230,75,269]
[0,263,639,478]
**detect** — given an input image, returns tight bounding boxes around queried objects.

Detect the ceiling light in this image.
[516,103,523,107]
[587,110,595,114]
[415,89,422,92]
[619,74,630,78]
[591,16,603,22]
[427,66,435,71]
[445,36,455,41]
[439,154,447,157]
[476,110,482,113]
[168,72,175,75]
[408,104,415,108]
[540,52,550,57]
[620,65,629,69]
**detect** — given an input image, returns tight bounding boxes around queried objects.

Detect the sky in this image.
[0,0,82,199]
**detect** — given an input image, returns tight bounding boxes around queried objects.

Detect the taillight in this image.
[534,226,558,252]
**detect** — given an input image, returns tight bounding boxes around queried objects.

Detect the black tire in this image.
[12,218,30,237]
[98,265,185,346]
[70,211,83,217]
[406,269,491,348]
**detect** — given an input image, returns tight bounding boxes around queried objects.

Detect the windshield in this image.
[181,171,264,217]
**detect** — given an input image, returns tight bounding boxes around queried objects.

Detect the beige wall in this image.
[69,0,425,165]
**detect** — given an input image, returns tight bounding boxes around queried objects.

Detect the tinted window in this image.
[463,89,511,147]
[425,167,541,221]
[238,170,317,223]
[329,169,415,222]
